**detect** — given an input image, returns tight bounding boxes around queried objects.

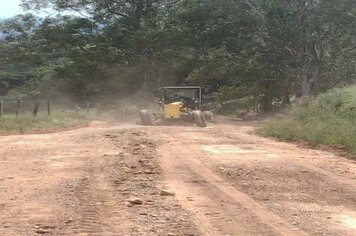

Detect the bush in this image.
[259,86,356,154]
[0,111,87,134]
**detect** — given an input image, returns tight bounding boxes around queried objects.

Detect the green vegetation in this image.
[0,0,354,111]
[259,86,356,154]
[0,112,87,134]
[0,0,355,138]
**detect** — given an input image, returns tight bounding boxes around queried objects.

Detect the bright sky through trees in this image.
[0,0,23,18]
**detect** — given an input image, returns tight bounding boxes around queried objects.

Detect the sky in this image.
[0,0,24,18]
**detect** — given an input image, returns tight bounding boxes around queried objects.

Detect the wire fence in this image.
[0,99,141,121]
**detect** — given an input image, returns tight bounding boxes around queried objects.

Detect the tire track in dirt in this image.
[0,127,133,236]
[217,121,356,187]
[2,120,356,235]
[151,120,356,236]
[106,129,201,236]
[63,159,131,236]
[0,126,200,236]
[157,133,306,236]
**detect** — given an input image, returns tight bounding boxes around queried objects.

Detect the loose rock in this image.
[160,190,176,197]
[128,197,143,205]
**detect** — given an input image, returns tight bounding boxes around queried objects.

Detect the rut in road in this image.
[62,159,131,235]
[158,134,306,236]
[150,121,356,236]
[0,126,200,236]
[1,120,356,236]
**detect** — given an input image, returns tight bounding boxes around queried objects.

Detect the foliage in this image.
[0,0,354,111]
[259,86,356,154]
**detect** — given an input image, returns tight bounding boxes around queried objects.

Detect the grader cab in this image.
[139,86,213,127]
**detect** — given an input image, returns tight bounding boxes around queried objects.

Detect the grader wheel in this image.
[193,110,207,128]
[139,110,153,126]
[203,111,214,121]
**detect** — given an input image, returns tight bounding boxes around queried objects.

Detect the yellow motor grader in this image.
[139,86,213,127]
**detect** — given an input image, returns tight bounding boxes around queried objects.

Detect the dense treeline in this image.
[0,0,355,110]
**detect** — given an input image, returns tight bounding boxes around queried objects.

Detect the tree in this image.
[0,0,354,112]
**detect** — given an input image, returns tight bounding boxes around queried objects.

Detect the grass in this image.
[258,86,356,154]
[0,111,88,135]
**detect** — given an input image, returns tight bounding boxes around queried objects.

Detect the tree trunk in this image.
[300,64,320,98]
[262,95,273,112]
[282,64,291,105]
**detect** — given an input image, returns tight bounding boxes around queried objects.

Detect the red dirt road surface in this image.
[0,119,356,235]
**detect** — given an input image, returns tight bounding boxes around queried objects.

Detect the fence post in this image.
[33,101,40,117]
[86,102,90,115]
[47,99,51,116]
[0,100,3,117]
[124,107,128,120]
[16,99,21,117]
[76,103,80,114]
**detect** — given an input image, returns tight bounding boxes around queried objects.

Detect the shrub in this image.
[259,86,356,154]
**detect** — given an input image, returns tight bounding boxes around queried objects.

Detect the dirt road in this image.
[0,119,355,235]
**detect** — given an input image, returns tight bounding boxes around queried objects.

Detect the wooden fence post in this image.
[76,103,80,114]
[86,102,90,115]
[47,99,51,116]
[33,101,40,117]
[0,100,3,117]
[16,99,21,117]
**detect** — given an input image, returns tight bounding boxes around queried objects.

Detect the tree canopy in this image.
[0,0,355,110]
